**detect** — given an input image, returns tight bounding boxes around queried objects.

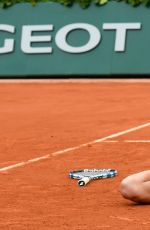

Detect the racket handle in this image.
[78,177,90,187]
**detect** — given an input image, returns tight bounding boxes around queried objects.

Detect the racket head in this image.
[69,168,118,180]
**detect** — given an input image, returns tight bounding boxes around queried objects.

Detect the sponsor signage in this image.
[0,3,150,76]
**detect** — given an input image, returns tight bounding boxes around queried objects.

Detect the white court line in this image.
[103,140,150,143]
[124,140,150,143]
[0,122,150,173]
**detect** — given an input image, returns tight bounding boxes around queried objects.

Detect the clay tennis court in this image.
[0,79,149,230]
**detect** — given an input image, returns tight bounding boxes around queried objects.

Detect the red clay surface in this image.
[0,79,150,230]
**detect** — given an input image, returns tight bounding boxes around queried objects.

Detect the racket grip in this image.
[78,177,90,187]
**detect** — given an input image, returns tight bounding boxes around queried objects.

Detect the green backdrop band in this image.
[0,2,149,76]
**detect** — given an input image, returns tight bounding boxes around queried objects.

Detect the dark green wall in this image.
[0,2,149,77]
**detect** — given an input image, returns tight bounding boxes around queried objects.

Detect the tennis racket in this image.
[69,168,118,186]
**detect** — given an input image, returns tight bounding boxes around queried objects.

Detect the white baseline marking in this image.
[103,140,150,143]
[124,140,150,143]
[0,122,150,173]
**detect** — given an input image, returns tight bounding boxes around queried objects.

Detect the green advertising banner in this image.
[0,2,150,76]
